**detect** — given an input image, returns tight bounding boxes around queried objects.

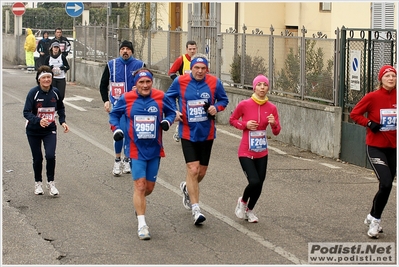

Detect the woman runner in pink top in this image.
[229,74,281,223]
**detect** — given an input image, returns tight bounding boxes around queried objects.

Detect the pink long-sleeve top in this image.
[230,98,281,158]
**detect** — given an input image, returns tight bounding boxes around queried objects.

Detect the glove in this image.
[203,101,216,120]
[113,129,124,141]
[170,74,178,80]
[161,120,170,131]
[60,66,66,70]
[367,121,381,133]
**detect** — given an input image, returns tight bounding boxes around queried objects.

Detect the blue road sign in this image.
[65,2,84,17]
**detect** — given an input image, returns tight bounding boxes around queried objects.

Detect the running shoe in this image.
[112,160,122,176]
[46,181,59,196]
[192,207,206,225]
[235,196,247,219]
[34,182,44,195]
[367,218,381,238]
[122,157,131,174]
[173,132,180,142]
[245,209,258,223]
[180,181,191,210]
[138,225,151,240]
[364,214,383,234]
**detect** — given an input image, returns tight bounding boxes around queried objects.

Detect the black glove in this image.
[161,120,170,131]
[60,66,66,70]
[367,121,381,133]
[170,74,178,80]
[113,129,124,141]
[203,101,215,120]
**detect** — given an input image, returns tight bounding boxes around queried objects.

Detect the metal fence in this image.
[74,23,340,105]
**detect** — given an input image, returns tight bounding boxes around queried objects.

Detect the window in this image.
[319,2,331,12]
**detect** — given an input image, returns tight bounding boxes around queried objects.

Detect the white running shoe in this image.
[364,214,383,233]
[245,209,258,223]
[112,161,122,176]
[138,225,151,240]
[180,182,191,210]
[46,181,59,196]
[367,218,381,238]
[122,158,131,174]
[34,182,44,195]
[192,207,206,225]
[235,197,247,219]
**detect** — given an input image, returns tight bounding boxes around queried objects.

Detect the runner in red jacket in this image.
[350,65,397,238]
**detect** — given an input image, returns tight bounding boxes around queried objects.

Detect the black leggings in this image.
[367,145,397,219]
[27,133,57,183]
[52,78,66,101]
[239,155,268,210]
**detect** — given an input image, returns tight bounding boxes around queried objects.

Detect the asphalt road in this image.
[2,61,397,265]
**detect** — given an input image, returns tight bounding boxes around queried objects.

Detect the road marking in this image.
[63,101,87,111]
[63,95,93,111]
[157,181,306,264]
[319,163,341,169]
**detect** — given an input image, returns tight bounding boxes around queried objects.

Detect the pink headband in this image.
[252,75,269,90]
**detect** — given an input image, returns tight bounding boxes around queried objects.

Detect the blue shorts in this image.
[131,157,160,182]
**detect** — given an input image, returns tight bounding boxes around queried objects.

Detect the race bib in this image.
[248,130,267,152]
[134,115,156,139]
[59,43,65,52]
[380,109,397,131]
[187,99,207,122]
[110,82,125,100]
[37,107,56,123]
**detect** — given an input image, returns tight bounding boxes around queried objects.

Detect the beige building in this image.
[160,2,397,38]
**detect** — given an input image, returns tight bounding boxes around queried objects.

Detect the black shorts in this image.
[181,139,214,166]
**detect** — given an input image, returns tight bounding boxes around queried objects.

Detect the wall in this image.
[2,34,342,159]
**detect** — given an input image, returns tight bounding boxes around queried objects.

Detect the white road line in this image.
[63,101,87,111]
[157,181,306,264]
[319,163,341,169]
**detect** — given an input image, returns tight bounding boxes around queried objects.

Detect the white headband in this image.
[38,72,52,80]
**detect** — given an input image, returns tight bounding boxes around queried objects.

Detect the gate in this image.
[187,3,221,76]
[339,27,396,167]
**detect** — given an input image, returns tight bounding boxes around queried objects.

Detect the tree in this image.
[230,54,267,87]
[274,39,334,102]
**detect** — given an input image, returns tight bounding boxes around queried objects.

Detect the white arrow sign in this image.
[63,95,93,111]
[66,3,82,13]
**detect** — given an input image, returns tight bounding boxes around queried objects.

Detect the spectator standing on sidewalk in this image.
[24,28,36,73]
[230,74,281,223]
[99,40,146,176]
[350,65,397,239]
[36,31,51,69]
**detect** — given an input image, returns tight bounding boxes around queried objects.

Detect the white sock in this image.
[137,215,146,229]
[191,203,200,211]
